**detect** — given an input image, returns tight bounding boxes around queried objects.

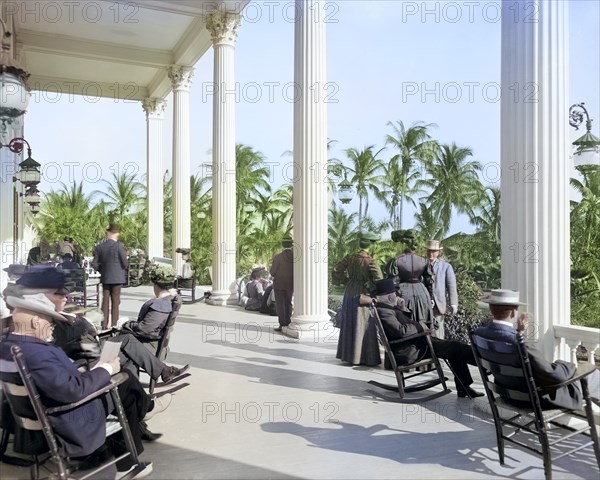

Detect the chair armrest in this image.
[542,363,597,391]
[46,372,128,414]
[97,328,120,339]
[388,329,432,345]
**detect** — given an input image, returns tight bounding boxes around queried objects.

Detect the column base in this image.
[206,291,238,306]
[278,318,338,342]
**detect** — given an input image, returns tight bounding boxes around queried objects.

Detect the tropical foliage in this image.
[32,129,598,329]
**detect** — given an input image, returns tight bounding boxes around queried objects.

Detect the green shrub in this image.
[445,270,488,344]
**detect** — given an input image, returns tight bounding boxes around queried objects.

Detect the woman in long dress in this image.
[391,229,434,328]
[334,233,383,366]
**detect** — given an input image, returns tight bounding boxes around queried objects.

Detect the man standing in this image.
[475,289,599,409]
[92,224,128,329]
[426,239,457,339]
[270,235,294,332]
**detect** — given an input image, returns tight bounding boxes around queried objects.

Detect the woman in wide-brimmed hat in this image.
[333,232,383,366]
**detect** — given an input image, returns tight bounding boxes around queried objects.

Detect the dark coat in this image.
[0,333,110,457]
[474,322,581,410]
[92,238,128,285]
[122,296,173,341]
[270,248,294,293]
[376,303,427,365]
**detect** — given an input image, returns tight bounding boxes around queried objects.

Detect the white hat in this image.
[426,240,443,251]
[480,289,527,306]
[5,293,70,322]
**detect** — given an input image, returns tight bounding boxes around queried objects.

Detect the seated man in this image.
[0,267,169,477]
[475,289,599,409]
[3,265,172,441]
[374,278,483,399]
[59,252,80,269]
[245,267,271,311]
[119,276,179,348]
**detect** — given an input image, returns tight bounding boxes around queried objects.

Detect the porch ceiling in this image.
[8,0,232,101]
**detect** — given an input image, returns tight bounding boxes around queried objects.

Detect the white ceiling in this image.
[4,0,245,100]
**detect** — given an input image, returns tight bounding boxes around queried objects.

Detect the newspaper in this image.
[98,341,121,364]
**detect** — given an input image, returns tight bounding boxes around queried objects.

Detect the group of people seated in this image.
[238,266,276,315]
[0,265,190,478]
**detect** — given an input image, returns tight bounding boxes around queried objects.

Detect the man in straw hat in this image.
[475,289,599,409]
[425,239,457,339]
[0,266,160,476]
[374,278,483,398]
[92,223,128,328]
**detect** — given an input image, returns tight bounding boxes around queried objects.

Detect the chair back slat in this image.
[0,353,51,454]
[154,296,182,360]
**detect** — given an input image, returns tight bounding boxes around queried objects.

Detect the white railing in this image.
[554,325,600,365]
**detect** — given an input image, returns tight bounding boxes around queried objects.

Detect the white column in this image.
[206,11,241,306]
[500,0,570,359]
[167,66,194,275]
[0,120,20,316]
[291,0,330,333]
[142,98,167,260]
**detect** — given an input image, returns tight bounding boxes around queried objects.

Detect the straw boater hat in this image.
[479,289,527,307]
[425,240,443,251]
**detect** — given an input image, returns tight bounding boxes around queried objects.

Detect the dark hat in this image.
[282,235,293,248]
[107,223,120,233]
[62,252,73,259]
[176,247,191,255]
[359,232,380,248]
[16,265,69,295]
[359,232,380,242]
[375,278,397,296]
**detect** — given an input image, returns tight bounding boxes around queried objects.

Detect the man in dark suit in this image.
[0,266,159,476]
[92,224,128,328]
[475,289,599,410]
[270,235,295,332]
[374,278,483,399]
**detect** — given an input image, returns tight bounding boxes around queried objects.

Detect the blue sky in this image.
[25,0,600,235]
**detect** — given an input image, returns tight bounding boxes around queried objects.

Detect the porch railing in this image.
[554,325,600,365]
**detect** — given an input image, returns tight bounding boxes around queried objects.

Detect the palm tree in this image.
[95,172,144,220]
[35,181,107,253]
[470,187,501,247]
[384,120,439,229]
[414,201,446,240]
[345,145,385,229]
[235,144,271,222]
[328,204,358,266]
[419,143,484,233]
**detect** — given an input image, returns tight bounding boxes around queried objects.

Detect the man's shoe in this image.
[160,364,190,384]
[457,386,485,398]
[144,393,172,421]
[274,326,283,332]
[117,461,153,479]
[139,421,163,442]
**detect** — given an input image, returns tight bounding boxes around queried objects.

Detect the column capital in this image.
[168,65,195,91]
[206,11,241,47]
[141,97,167,118]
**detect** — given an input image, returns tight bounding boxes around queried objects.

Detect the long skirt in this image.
[336,283,381,366]
[398,282,434,327]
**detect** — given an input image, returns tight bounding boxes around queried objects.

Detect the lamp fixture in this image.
[569,103,600,162]
[338,176,353,205]
[0,17,31,132]
[1,137,42,215]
